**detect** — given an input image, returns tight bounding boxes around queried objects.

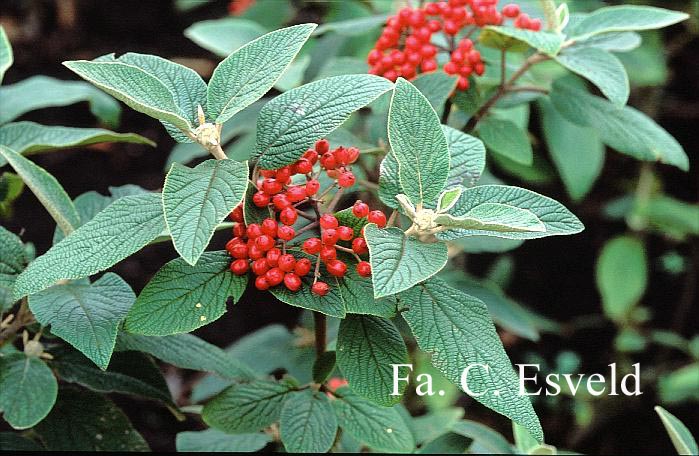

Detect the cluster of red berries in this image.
[226,139,388,297]
[367,0,541,89]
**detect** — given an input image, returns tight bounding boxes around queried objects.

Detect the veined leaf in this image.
[411,72,458,113]
[176,429,271,452]
[596,235,647,322]
[655,406,699,456]
[207,24,316,125]
[481,26,564,56]
[365,224,448,298]
[435,203,546,233]
[0,75,121,127]
[29,273,135,370]
[163,158,248,265]
[567,30,642,53]
[203,380,294,433]
[0,26,12,85]
[63,60,192,132]
[388,78,449,205]
[0,353,58,430]
[280,390,337,453]
[555,47,629,107]
[568,6,689,40]
[437,185,583,241]
[255,74,392,169]
[332,386,415,453]
[0,145,79,236]
[443,125,486,188]
[477,116,533,166]
[0,226,26,310]
[337,315,409,406]
[403,277,543,441]
[313,14,389,36]
[125,251,247,335]
[14,193,165,298]
[185,18,266,57]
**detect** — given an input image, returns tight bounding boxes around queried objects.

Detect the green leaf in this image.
[14,192,165,298]
[63,60,192,132]
[481,26,564,56]
[538,98,604,201]
[332,386,415,453]
[551,76,688,171]
[450,420,515,454]
[207,24,316,125]
[0,171,24,219]
[0,353,58,429]
[477,116,533,166]
[0,26,13,85]
[411,408,465,445]
[435,203,546,233]
[125,251,246,335]
[437,187,463,212]
[337,315,409,406]
[437,185,584,241]
[0,75,121,127]
[335,207,369,238]
[411,72,458,113]
[645,195,699,237]
[203,380,294,433]
[0,145,79,236]
[0,121,154,161]
[555,47,629,107]
[655,406,699,456]
[280,389,338,453]
[176,429,271,452]
[312,351,337,384]
[443,125,486,188]
[116,332,255,380]
[365,224,448,299]
[163,158,248,265]
[0,225,26,310]
[185,18,266,57]
[596,235,647,322]
[0,432,44,451]
[255,74,392,169]
[568,6,689,40]
[313,14,389,36]
[34,388,149,451]
[402,278,543,442]
[29,273,135,369]
[388,78,449,205]
[569,31,642,52]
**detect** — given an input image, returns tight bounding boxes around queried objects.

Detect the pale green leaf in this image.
[14,193,165,298]
[481,26,564,56]
[337,315,409,406]
[411,408,465,445]
[388,78,449,205]
[411,72,458,113]
[443,125,486,188]
[29,273,135,370]
[176,429,271,452]
[437,187,463,212]
[280,390,337,453]
[0,226,25,310]
[435,202,546,233]
[450,420,515,454]
[568,31,642,52]
[313,14,389,36]
[655,406,699,456]
[0,353,57,429]
[0,145,79,236]
[0,75,121,127]
[478,116,533,166]
[0,26,13,85]
[125,251,247,335]
[403,278,543,442]
[596,235,647,322]
[365,224,448,298]
[185,18,266,57]
[207,24,316,124]
[568,6,689,40]
[163,158,248,265]
[255,74,392,169]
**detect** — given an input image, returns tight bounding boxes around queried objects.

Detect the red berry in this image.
[427,19,442,32]
[346,147,360,164]
[315,139,330,154]
[278,225,295,241]
[306,179,320,196]
[266,248,281,267]
[425,3,439,15]
[352,200,369,218]
[334,147,350,166]
[255,234,275,251]
[294,258,312,276]
[368,210,387,228]
[233,223,246,238]
[262,178,283,195]
[529,18,542,31]
[357,261,372,277]
[367,49,382,65]
[502,3,520,18]
[338,171,356,188]
[311,281,330,296]
[228,242,249,259]
[279,207,298,226]
[322,228,339,246]
[320,214,339,230]
[303,149,319,164]
[261,218,278,237]
[337,226,354,241]
[457,76,470,90]
[252,191,270,207]
[421,59,438,72]
[303,237,322,254]
[255,276,270,290]
[248,244,265,260]
[444,61,458,75]
[320,152,337,170]
[283,273,302,291]
[320,245,337,261]
[352,237,369,255]
[278,254,297,272]
[275,166,292,184]
[230,205,244,223]
[252,258,270,276]
[326,169,340,180]
[230,259,249,275]
[295,158,313,174]
[265,267,284,286]
[286,186,307,203]
[272,194,292,210]
[246,223,262,239]
[444,19,459,35]
[420,44,437,58]
[326,259,347,277]
[260,169,276,178]
[327,377,349,391]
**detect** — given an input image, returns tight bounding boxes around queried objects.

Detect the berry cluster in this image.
[226,139,388,297]
[367,0,541,89]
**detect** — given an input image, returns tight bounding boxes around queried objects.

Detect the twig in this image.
[296,221,319,235]
[335,244,362,262]
[313,312,327,358]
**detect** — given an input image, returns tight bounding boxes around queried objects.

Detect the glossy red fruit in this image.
[279,207,298,226]
[283,273,302,291]
[230,205,244,223]
[346,147,360,164]
[326,259,347,277]
[333,147,349,166]
[286,186,307,203]
[266,248,281,267]
[320,245,337,261]
[262,178,283,195]
[277,225,295,241]
[305,179,320,196]
[230,259,249,275]
[303,149,319,164]
[261,218,278,237]
[368,210,387,228]
[294,258,312,276]
[352,237,369,255]
[303,237,322,254]
[357,261,372,277]
[320,214,339,230]
[252,191,270,207]
[255,234,275,251]
[260,169,276,178]
[272,194,292,210]
[352,200,369,218]
[248,244,265,260]
[246,223,262,239]
[278,254,296,272]
[326,169,340,180]
[311,281,330,296]
[251,258,270,276]
[320,152,337,170]
[322,228,339,246]
[233,223,246,238]
[502,3,520,18]
[295,158,313,174]
[337,226,354,241]
[275,166,292,184]
[228,242,249,259]
[315,139,330,154]
[255,276,270,290]
[265,267,284,286]
[338,172,356,188]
